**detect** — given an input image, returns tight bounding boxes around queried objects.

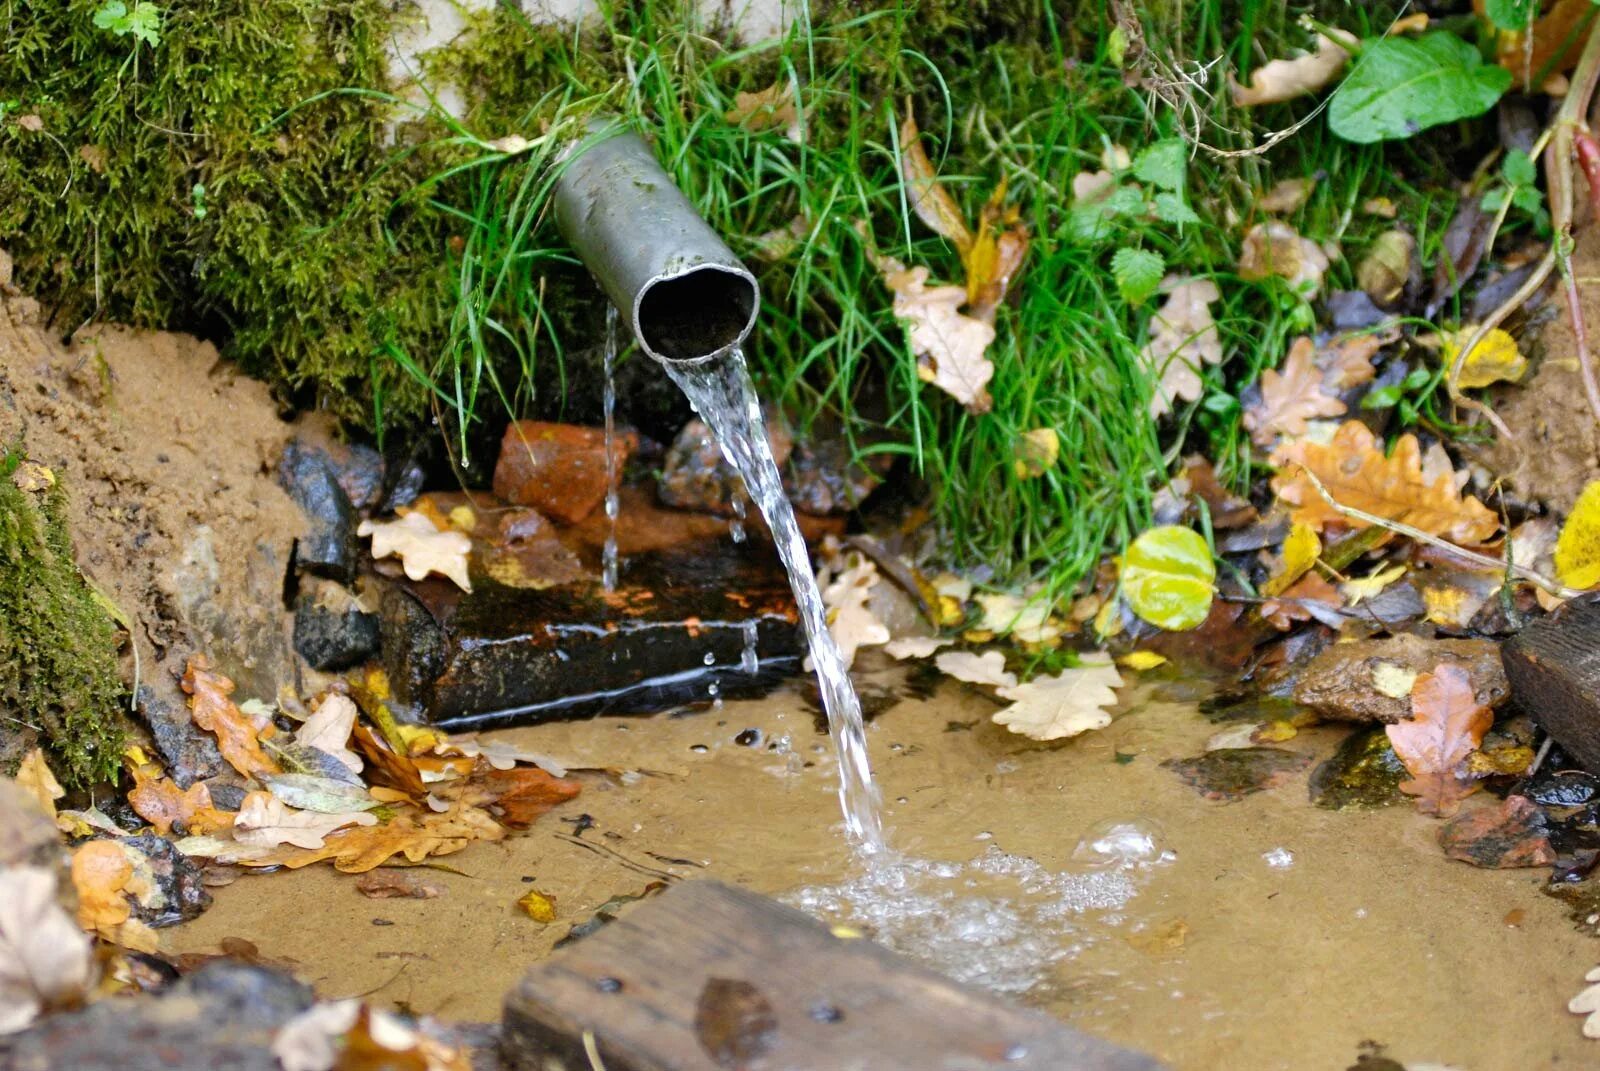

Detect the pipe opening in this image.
[636,265,759,364]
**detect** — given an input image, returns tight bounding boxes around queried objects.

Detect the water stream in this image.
[662,348,885,853]
[601,306,621,592]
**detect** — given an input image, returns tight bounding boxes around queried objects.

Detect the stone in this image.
[784,438,887,515]
[1,961,312,1071]
[277,440,358,580]
[117,833,212,926]
[293,578,381,671]
[378,543,802,725]
[136,678,226,788]
[657,413,791,515]
[492,421,638,525]
[1503,599,1600,773]
[1292,633,1508,724]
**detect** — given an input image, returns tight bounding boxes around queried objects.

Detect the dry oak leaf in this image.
[70,840,158,953]
[1386,664,1492,817]
[1229,31,1354,105]
[1270,420,1499,544]
[219,803,506,874]
[934,649,1019,690]
[1259,570,1343,631]
[725,80,801,142]
[1237,221,1330,298]
[127,761,230,836]
[820,553,890,669]
[882,262,996,413]
[468,767,583,830]
[1244,337,1348,446]
[0,866,94,1035]
[295,693,363,775]
[993,654,1124,741]
[1317,330,1390,390]
[898,105,973,254]
[14,748,64,819]
[360,512,473,592]
[182,655,279,781]
[233,790,377,850]
[1437,795,1556,869]
[1142,277,1222,418]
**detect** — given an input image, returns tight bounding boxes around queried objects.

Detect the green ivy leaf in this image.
[1152,191,1199,225]
[1485,0,1537,31]
[1119,526,1216,632]
[1328,33,1511,144]
[1111,247,1164,306]
[1133,140,1187,192]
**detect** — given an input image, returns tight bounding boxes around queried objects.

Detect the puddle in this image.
[169,665,1597,1069]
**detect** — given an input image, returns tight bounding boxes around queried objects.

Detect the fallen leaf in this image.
[898,106,972,253]
[1125,917,1190,955]
[182,655,278,780]
[128,759,227,835]
[14,113,43,132]
[1494,0,1592,89]
[354,871,442,899]
[10,460,55,493]
[1259,571,1343,630]
[1342,561,1407,604]
[209,803,508,874]
[294,694,363,775]
[70,840,158,952]
[1259,178,1315,213]
[973,591,1062,644]
[0,867,93,1034]
[883,636,951,659]
[360,513,473,592]
[1246,337,1347,447]
[1364,197,1398,218]
[1261,521,1321,596]
[1557,481,1600,589]
[1444,325,1527,388]
[1271,420,1499,543]
[469,766,582,829]
[1119,650,1169,670]
[233,790,377,850]
[726,80,800,141]
[1386,664,1492,817]
[965,181,1030,321]
[260,773,378,814]
[1142,277,1223,418]
[881,262,996,412]
[1237,221,1330,298]
[517,888,557,923]
[14,749,64,819]
[1013,427,1060,478]
[1318,330,1389,390]
[352,723,428,800]
[1229,31,1353,105]
[934,649,1018,689]
[1372,662,1419,699]
[1572,965,1600,1039]
[274,1000,467,1071]
[434,737,568,777]
[1119,525,1216,631]
[992,655,1124,741]
[1438,795,1556,868]
[820,553,890,669]
[1356,229,1415,306]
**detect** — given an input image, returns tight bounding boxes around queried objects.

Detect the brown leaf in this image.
[1438,795,1556,868]
[964,180,1029,322]
[1270,421,1499,544]
[471,766,582,829]
[880,261,995,412]
[1244,337,1347,446]
[725,81,800,141]
[1162,747,1312,801]
[898,105,972,254]
[1182,456,1257,528]
[14,748,64,819]
[1493,0,1592,89]
[70,841,158,952]
[1143,277,1223,418]
[1259,177,1315,214]
[1229,32,1353,105]
[1317,330,1391,390]
[127,760,227,836]
[1259,571,1342,631]
[226,804,506,874]
[354,871,442,900]
[182,655,278,781]
[351,722,427,801]
[1237,221,1329,298]
[1386,664,1493,817]
[14,114,42,132]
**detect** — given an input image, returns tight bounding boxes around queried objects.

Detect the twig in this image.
[584,1031,610,1071]
[1298,469,1583,599]
[1527,734,1556,779]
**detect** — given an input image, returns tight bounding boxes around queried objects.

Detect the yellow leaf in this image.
[1372,662,1418,699]
[898,105,973,254]
[1093,595,1124,639]
[516,889,557,924]
[1254,719,1299,743]
[1444,326,1527,389]
[1262,523,1320,597]
[964,179,1029,321]
[1118,650,1168,670]
[1556,480,1600,590]
[1012,428,1060,479]
[14,749,64,819]
[70,841,158,953]
[1342,561,1406,604]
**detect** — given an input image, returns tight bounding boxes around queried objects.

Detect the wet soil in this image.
[170,663,1600,1070]
[0,292,305,703]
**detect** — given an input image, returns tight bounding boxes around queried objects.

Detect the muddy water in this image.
[171,666,1598,1069]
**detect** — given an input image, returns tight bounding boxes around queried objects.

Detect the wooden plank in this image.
[501,879,1165,1071]
[1503,599,1600,771]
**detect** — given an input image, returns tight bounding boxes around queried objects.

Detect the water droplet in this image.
[703,651,716,666]
[690,744,709,754]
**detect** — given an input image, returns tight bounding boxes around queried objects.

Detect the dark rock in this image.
[117,833,211,926]
[1161,747,1312,802]
[1,961,311,1071]
[293,578,380,671]
[204,782,247,811]
[658,414,791,516]
[1325,290,1389,331]
[784,439,886,516]
[1503,598,1600,773]
[493,421,638,525]
[334,442,386,513]
[1293,633,1507,724]
[278,441,358,580]
[379,543,802,726]
[1308,726,1408,810]
[136,680,225,788]
[381,454,427,514]
[1523,770,1600,809]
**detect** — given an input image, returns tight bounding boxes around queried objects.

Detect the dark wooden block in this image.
[501,879,1165,1071]
[1503,599,1600,771]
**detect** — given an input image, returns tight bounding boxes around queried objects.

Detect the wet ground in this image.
[169,662,1599,1069]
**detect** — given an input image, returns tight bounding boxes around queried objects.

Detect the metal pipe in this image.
[553,120,760,366]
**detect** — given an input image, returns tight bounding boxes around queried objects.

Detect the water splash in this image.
[730,496,747,543]
[740,619,760,674]
[601,306,621,592]
[662,349,884,853]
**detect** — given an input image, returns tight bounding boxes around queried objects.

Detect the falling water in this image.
[601,307,621,592]
[663,349,885,853]
[740,619,760,674]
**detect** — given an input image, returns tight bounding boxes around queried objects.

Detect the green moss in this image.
[0,451,127,788]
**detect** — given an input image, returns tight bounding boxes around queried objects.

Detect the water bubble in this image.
[1261,847,1295,869]
[1071,819,1170,868]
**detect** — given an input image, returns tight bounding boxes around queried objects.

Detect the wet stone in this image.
[1293,633,1507,724]
[378,542,802,726]
[1162,747,1313,802]
[493,421,639,525]
[136,679,225,788]
[116,832,212,926]
[783,439,887,516]
[1,960,311,1071]
[277,441,358,580]
[658,414,792,516]
[292,578,380,671]
[1309,726,1408,810]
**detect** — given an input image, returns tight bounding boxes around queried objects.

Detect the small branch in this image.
[1298,469,1583,599]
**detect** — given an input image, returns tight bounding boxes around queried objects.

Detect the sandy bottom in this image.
[169,667,1599,1070]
